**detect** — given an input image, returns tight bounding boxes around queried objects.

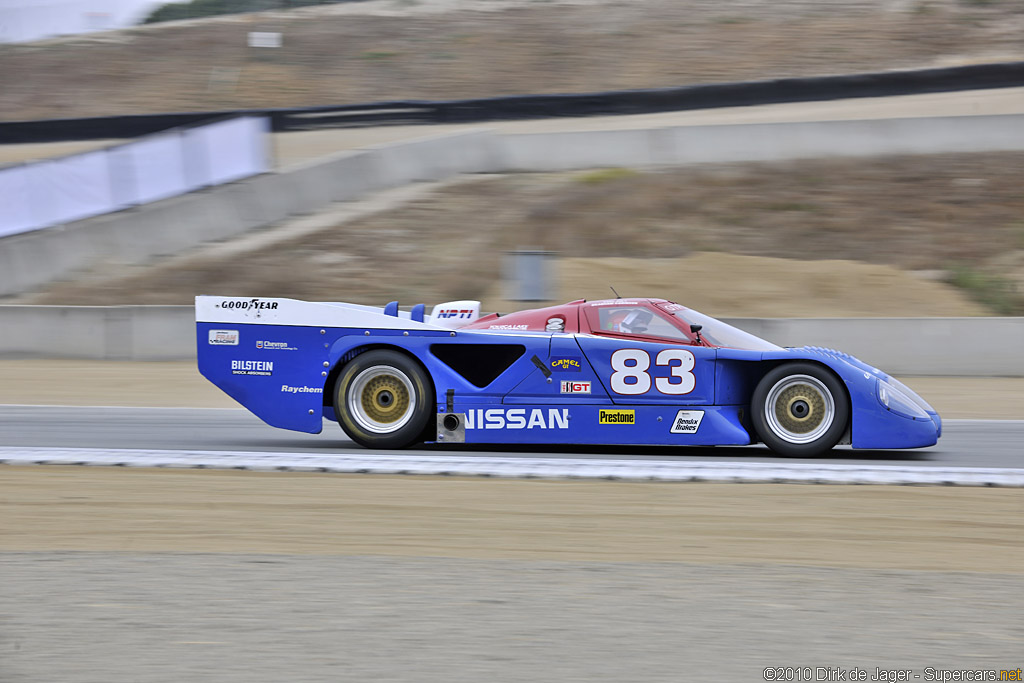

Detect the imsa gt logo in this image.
[670,410,705,434]
[560,380,591,394]
[466,408,569,430]
[599,409,635,425]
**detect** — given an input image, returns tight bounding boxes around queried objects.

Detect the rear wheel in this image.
[751,363,849,457]
[334,350,434,449]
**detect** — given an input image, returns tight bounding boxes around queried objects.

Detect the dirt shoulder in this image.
[1,466,1021,572]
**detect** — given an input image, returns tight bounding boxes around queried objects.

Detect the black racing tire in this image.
[334,349,435,449]
[751,362,850,458]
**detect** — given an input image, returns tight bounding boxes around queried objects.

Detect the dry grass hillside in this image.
[5,1,1024,317]
[27,152,1024,316]
[1,0,1023,121]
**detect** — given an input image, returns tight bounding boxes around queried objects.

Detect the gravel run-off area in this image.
[2,469,1022,682]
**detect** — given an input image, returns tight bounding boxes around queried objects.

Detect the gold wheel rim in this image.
[359,375,410,425]
[347,365,417,434]
[774,384,826,434]
[764,374,835,444]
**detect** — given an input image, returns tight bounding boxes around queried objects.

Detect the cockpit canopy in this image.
[464,298,782,351]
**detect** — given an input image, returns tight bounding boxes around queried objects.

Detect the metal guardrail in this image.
[1,61,1022,144]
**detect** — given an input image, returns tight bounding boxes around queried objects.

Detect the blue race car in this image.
[196,296,941,457]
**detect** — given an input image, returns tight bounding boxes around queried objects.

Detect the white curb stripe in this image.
[1,447,1023,486]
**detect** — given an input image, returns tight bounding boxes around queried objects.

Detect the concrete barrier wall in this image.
[2,115,1022,297]
[728,317,1024,377]
[0,130,501,297]
[0,306,194,360]
[498,114,1024,170]
[1,305,1021,375]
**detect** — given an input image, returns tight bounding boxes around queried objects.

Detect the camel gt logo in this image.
[466,408,569,430]
[550,356,581,372]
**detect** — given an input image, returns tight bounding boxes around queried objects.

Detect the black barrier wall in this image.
[1,60,1022,144]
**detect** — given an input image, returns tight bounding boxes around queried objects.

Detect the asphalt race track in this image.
[1,405,1021,469]
[5,407,1023,682]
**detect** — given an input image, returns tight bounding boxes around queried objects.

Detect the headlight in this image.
[884,377,936,415]
[877,379,930,419]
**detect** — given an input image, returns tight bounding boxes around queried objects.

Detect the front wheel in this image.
[334,350,435,449]
[751,363,849,457]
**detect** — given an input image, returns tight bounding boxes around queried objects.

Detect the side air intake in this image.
[429,344,526,388]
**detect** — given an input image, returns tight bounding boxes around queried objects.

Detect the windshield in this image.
[593,305,690,340]
[667,306,782,351]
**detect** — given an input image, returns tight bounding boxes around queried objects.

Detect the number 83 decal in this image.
[610,348,696,395]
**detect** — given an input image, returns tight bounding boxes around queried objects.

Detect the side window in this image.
[593,306,689,341]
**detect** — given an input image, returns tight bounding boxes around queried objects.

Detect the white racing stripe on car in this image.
[1,447,1023,486]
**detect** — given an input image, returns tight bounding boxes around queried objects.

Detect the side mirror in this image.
[690,324,703,344]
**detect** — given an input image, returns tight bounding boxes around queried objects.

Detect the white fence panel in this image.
[0,164,34,237]
[108,130,189,206]
[37,149,115,225]
[182,116,269,188]
[0,115,269,238]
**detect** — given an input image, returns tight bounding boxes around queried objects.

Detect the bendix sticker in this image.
[670,410,705,434]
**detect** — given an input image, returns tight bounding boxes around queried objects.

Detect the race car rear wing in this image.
[196,296,480,330]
